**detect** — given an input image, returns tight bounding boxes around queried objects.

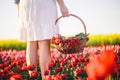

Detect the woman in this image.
[15,0,69,79]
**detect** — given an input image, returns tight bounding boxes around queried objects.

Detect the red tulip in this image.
[60,59,67,66]
[30,71,38,79]
[74,67,84,77]
[61,74,66,79]
[55,39,61,45]
[47,62,54,70]
[27,64,36,71]
[15,59,23,66]
[86,50,116,80]
[3,61,10,67]
[43,70,49,76]
[54,75,62,80]
[56,66,62,72]
[0,64,4,70]
[9,74,24,80]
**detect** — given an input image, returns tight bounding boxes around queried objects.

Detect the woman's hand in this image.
[16,4,19,17]
[57,0,69,17]
[60,5,69,17]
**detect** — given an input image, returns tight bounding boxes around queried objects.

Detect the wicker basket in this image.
[51,14,89,54]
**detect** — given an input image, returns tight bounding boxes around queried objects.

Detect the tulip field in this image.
[0,45,120,80]
[0,33,120,80]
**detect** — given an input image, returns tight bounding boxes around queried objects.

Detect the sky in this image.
[0,0,120,39]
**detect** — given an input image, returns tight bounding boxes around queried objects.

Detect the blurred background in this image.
[0,0,120,39]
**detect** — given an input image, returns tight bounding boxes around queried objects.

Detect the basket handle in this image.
[55,14,87,37]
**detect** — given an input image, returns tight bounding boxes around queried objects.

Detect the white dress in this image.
[18,0,59,41]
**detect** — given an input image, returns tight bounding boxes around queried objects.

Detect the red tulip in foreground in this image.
[86,50,116,80]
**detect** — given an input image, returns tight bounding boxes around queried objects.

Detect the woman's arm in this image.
[14,0,20,17]
[57,0,69,17]
[16,4,19,17]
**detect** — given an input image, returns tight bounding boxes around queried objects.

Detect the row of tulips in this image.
[44,45,120,80]
[0,45,120,80]
[0,50,41,80]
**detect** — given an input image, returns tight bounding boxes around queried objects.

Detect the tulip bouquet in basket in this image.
[51,32,88,54]
[51,14,89,54]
